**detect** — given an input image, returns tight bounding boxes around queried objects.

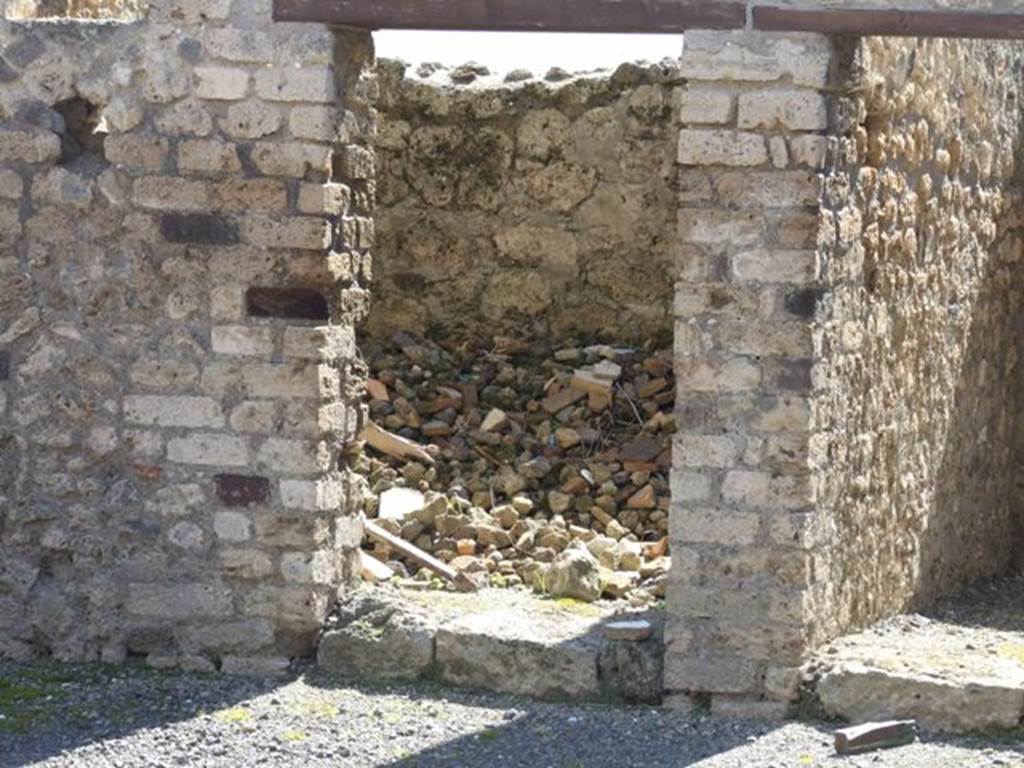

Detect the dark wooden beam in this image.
[272,0,747,32]
[752,5,1024,40]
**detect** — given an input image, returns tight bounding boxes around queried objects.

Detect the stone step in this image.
[809,615,1024,733]
[317,586,663,703]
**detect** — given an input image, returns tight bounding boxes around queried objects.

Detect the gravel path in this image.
[1,660,1022,768]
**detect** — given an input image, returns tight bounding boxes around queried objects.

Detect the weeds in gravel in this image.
[213,706,252,724]
[0,676,67,734]
[280,729,308,742]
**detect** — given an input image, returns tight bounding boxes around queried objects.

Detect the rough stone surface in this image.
[368,59,680,342]
[317,589,437,680]
[811,37,1024,645]
[0,1,376,669]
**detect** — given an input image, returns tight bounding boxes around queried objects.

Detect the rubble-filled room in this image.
[341,55,682,647]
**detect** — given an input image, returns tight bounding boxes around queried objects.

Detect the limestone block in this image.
[669,470,713,502]
[201,363,319,398]
[0,170,23,199]
[678,129,767,166]
[194,67,250,101]
[105,134,169,169]
[255,67,335,103]
[256,437,322,475]
[715,170,820,208]
[675,358,761,392]
[279,479,345,511]
[243,216,332,250]
[679,87,734,125]
[664,644,762,693]
[673,507,761,545]
[178,140,242,174]
[203,29,274,63]
[211,326,275,356]
[279,551,335,584]
[155,99,214,136]
[229,401,278,433]
[169,521,206,550]
[250,142,332,178]
[790,135,828,168]
[677,208,763,245]
[732,249,818,284]
[125,395,225,428]
[243,586,328,630]
[220,549,273,580]
[672,433,738,468]
[213,179,289,212]
[680,30,832,89]
[282,326,355,360]
[126,583,233,618]
[0,130,60,164]
[167,433,249,467]
[222,101,283,139]
[214,511,252,542]
[297,183,351,215]
[289,105,340,142]
[738,90,828,132]
[133,177,210,211]
[181,619,275,653]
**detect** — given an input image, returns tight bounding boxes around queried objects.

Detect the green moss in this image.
[0,675,67,734]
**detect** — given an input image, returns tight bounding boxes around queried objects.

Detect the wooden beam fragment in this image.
[273,0,747,32]
[363,518,478,592]
[361,421,436,466]
[753,6,1024,40]
[834,720,917,755]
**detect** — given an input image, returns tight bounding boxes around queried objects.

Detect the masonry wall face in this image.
[810,36,1024,645]
[368,61,680,344]
[0,2,375,670]
[667,30,831,716]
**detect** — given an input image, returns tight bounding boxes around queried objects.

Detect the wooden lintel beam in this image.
[272,0,747,32]
[272,0,1024,40]
[752,6,1024,40]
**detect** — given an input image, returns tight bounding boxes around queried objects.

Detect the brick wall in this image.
[666,30,832,715]
[0,0,374,671]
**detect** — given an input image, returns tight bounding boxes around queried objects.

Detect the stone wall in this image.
[666,28,1024,715]
[0,1,374,671]
[368,60,680,344]
[811,36,1024,646]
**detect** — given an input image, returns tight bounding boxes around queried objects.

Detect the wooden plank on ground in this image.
[834,720,917,755]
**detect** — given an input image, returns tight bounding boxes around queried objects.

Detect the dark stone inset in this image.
[0,350,9,381]
[215,474,271,507]
[0,58,17,84]
[246,287,329,321]
[160,213,239,246]
[784,288,823,319]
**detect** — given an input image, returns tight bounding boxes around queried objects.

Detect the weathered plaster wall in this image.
[0,1,374,671]
[811,36,1024,645]
[368,60,680,343]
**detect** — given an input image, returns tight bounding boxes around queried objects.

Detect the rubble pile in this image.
[355,332,674,603]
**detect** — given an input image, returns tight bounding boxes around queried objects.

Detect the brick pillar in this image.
[665,30,833,715]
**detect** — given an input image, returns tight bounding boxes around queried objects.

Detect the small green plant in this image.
[213,707,251,724]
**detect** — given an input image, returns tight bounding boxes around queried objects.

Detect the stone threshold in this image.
[317,585,664,704]
[806,577,1024,733]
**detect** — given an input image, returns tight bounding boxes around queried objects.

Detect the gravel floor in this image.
[2,661,1023,767]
